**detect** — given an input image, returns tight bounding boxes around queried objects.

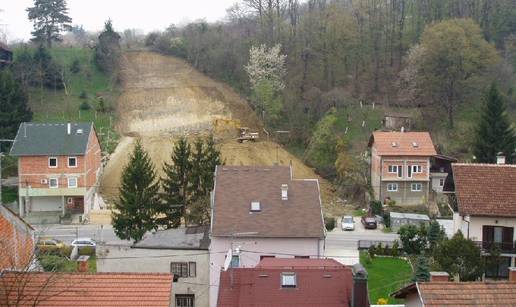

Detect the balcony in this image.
[474,241,516,254]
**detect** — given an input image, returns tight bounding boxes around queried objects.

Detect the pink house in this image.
[209,166,326,307]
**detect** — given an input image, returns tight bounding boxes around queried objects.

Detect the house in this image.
[217,258,370,307]
[0,42,13,68]
[10,122,102,223]
[391,271,516,306]
[450,162,516,279]
[0,205,35,270]
[430,154,457,194]
[0,271,173,306]
[368,131,438,206]
[209,166,326,307]
[97,226,210,307]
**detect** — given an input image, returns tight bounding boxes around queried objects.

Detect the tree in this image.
[401,18,500,128]
[112,141,160,242]
[0,70,32,151]
[427,220,445,251]
[398,224,428,255]
[472,83,516,163]
[412,255,430,282]
[94,20,121,75]
[32,45,63,89]
[27,0,72,48]
[433,231,483,281]
[160,137,191,228]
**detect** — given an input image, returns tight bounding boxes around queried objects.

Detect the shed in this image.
[390,212,430,231]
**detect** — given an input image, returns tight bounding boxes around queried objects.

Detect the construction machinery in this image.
[236,127,259,143]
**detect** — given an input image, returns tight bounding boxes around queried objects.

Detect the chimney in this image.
[509,267,516,282]
[281,184,288,200]
[496,152,505,165]
[352,263,370,307]
[67,122,71,135]
[401,126,405,133]
[429,271,449,282]
[76,255,90,272]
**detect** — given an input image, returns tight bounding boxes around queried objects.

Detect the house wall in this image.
[209,236,324,307]
[0,205,35,270]
[456,215,516,243]
[97,245,209,307]
[403,292,423,307]
[381,181,429,206]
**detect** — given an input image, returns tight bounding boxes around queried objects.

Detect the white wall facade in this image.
[97,245,209,307]
[208,236,324,307]
[453,213,516,242]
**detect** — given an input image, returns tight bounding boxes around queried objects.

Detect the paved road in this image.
[34,224,131,246]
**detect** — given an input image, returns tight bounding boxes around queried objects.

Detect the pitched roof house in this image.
[392,271,516,306]
[450,163,516,279]
[217,258,369,307]
[209,166,325,307]
[10,122,102,223]
[0,272,173,306]
[0,205,35,271]
[368,131,441,206]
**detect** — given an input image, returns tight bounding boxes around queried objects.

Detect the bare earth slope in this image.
[100,51,337,211]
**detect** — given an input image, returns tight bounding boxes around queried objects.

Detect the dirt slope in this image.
[100,51,338,213]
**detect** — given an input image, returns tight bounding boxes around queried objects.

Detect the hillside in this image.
[99,51,341,214]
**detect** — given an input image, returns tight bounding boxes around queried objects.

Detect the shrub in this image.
[376,242,384,255]
[324,217,336,231]
[383,212,391,228]
[391,240,400,257]
[70,58,81,73]
[78,246,96,256]
[368,245,376,259]
[79,90,88,99]
[79,101,91,110]
[39,255,67,271]
[377,298,389,305]
[370,200,383,216]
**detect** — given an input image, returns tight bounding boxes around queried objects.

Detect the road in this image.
[34,224,131,246]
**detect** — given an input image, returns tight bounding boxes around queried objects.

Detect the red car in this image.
[361,216,378,229]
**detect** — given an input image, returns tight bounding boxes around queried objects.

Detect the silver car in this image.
[71,238,96,248]
[341,216,355,231]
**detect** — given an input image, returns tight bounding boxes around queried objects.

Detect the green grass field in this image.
[360,252,413,305]
[16,47,119,153]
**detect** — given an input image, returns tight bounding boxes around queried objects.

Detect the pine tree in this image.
[473,83,516,164]
[412,255,430,282]
[160,136,191,228]
[27,0,72,47]
[201,134,223,195]
[112,141,160,242]
[94,20,121,75]
[189,137,205,201]
[427,220,444,251]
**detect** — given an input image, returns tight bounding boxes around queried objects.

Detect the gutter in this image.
[416,282,425,307]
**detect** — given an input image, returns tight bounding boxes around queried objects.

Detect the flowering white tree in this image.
[245,44,287,92]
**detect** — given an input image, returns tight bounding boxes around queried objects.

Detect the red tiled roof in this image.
[217,259,353,307]
[211,166,325,238]
[369,131,437,156]
[0,205,35,270]
[0,272,173,306]
[452,163,516,217]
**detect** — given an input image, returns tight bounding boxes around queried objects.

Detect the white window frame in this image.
[67,177,78,188]
[412,165,422,173]
[411,183,422,192]
[387,183,398,192]
[48,157,58,168]
[439,178,445,187]
[388,165,398,173]
[49,178,58,188]
[281,272,297,288]
[68,156,78,168]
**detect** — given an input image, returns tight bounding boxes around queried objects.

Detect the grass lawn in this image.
[360,252,412,305]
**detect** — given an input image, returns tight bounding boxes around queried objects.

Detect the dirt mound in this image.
[100,51,339,213]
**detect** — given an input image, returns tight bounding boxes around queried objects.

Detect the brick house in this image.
[450,163,516,279]
[217,258,370,307]
[368,131,438,206]
[209,166,325,307]
[10,122,102,222]
[0,204,35,270]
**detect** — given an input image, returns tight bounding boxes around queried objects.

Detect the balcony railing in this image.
[474,241,516,254]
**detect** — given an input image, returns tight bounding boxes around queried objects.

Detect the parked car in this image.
[341,216,355,231]
[71,238,96,248]
[361,216,378,229]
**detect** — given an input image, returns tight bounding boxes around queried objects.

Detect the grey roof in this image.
[10,122,94,156]
[390,212,430,221]
[133,226,210,250]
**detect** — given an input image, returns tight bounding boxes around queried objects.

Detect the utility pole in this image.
[0,139,15,206]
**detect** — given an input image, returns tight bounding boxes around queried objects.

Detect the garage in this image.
[29,196,63,212]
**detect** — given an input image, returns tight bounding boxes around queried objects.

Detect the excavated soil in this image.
[99,51,339,213]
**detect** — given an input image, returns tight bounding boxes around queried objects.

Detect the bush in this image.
[70,58,81,73]
[370,200,383,215]
[391,240,400,257]
[383,212,391,228]
[78,246,96,256]
[368,245,376,259]
[79,101,91,110]
[39,255,67,271]
[79,90,88,99]
[324,217,336,231]
[38,245,72,257]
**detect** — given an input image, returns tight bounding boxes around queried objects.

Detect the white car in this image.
[341,216,355,231]
[71,238,96,248]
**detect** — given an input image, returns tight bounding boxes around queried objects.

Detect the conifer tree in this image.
[189,137,205,201]
[112,141,160,242]
[412,255,431,282]
[427,220,444,251]
[160,136,191,228]
[473,83,516,163]
[27,0,72,47]
[202,135,223,195]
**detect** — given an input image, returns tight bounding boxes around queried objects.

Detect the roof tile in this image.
[369,131,437,156]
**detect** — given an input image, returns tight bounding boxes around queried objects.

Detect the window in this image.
[387,183,398,192]
[49,178,58,188]
[281,272,297,288]
[250,201,261,212]
[230,255,240,268]
[388,165,398,173]
[175,294,194,307]
[412,165,422,173]
[188,262,196,277]
[439,178,445,187]
[48,157,57,168]
[67,177,77,188]
[170,262,196,278]
[68,157,77,168]
[67,197,73,205]
[411,183,422,192]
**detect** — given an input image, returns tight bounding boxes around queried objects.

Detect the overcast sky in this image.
[1,0,238,42]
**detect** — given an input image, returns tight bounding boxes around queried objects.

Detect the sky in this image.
[1,0,238,43]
